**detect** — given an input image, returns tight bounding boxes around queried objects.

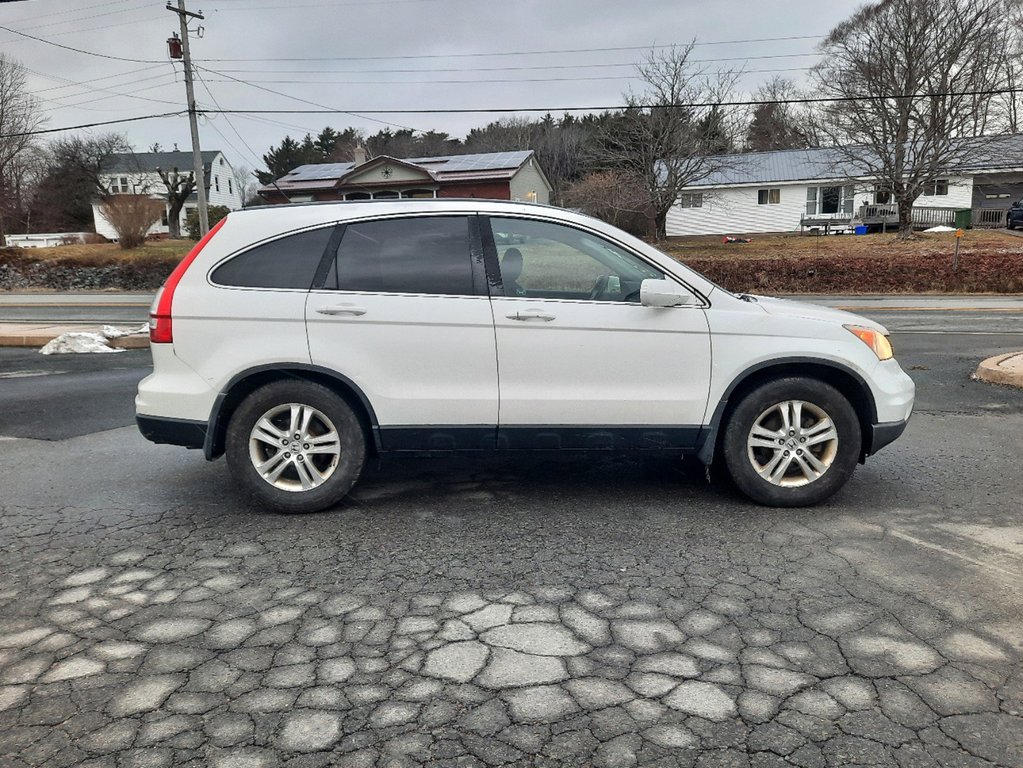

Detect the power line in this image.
[7,87,1020,140]
[195,64,417,132]
[201,67,814,87]
[0,111,185,138]
[1,0,141,26]
[200,36,825,64]
[0,23,163,63]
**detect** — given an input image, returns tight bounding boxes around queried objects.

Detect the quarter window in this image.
[489,217,662,302]
[330,216,474,296]
[211,226,334,289]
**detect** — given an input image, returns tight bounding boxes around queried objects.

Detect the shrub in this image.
[185,205,231,240]
[99,195,164,249]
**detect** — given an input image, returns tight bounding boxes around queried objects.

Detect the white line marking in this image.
[888,529,1022,579]
[0,370,63,379]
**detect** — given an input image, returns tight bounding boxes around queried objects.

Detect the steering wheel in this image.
[588,274,610,300]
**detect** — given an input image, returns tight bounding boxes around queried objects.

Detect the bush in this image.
[563,171,654,238]
[185,205,231,240]
[99,195,164,249]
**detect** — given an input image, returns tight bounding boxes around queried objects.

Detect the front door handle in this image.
[507,309,556,322]
[317,304,366,316]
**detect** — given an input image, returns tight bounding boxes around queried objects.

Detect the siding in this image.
[92,152,244,240]
[667,176,975,236]
[509,158,551,204]
[666,183,815,236]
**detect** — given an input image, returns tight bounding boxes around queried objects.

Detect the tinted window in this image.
[333,216,473,295]
[490,217,662,302]
[212,226,334,289]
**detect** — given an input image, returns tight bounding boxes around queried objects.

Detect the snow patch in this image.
[924,225,957,233]
[100,324,148,338]
[39,332,123,355]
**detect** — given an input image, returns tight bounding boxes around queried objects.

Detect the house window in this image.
[680,192,703,208]
[161,209,169,227]
[806,185,855,215]
[214,176,220,192]
[922,179,949,196]
[110,177,130,194]
[219,158,224,166]
[757,188,781,205]
[228,178,233,194]
[874,186,892,205]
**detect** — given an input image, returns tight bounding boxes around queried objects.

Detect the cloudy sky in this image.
[0,0,854,176]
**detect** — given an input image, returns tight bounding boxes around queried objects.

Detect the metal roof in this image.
[102,151,221,174]
[686,133,1023,188]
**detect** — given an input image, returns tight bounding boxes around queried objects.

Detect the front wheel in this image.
[225,380,366,513]
[721,377,861,507]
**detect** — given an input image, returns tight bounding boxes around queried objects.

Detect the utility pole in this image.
[166,1,209,236]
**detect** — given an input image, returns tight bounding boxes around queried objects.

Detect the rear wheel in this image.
[226,380,366,513]
[721,377,861,507]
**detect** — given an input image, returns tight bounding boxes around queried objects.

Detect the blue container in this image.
[854,225,868,235]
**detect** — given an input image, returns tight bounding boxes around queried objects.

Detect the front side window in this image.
[489,217,662,303]
[329,216,474,296]
[212,226,334,289]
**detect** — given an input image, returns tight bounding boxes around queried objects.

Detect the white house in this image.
[666,134,1023,237]
[92,150,244,240]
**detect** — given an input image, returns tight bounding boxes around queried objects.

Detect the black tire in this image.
[721,377,861,507]
[225,380,366,513]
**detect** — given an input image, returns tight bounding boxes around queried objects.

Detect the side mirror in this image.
[640,278,697,308]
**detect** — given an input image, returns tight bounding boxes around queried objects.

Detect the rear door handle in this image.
[316,304,366,316]
[507,309,556,322]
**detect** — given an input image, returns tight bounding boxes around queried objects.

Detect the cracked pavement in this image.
[1,329,1022,767]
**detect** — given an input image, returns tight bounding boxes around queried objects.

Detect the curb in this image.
[975,351,1023,388]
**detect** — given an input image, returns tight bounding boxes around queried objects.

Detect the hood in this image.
[749,295,890,335]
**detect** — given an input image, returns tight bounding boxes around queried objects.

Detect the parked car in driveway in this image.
[1008,199,1023,229]
[136,200,914,512]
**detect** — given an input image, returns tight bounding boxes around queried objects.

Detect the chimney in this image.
[352,146,368,166]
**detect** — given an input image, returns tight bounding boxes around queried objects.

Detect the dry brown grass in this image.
[20,239,194,264]
[660,229,1022,262]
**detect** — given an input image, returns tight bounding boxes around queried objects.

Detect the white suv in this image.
[136,200,914,513]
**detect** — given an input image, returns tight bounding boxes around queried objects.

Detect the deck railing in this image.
[972,208,1009,228]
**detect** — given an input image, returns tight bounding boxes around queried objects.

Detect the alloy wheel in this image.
[746,400,839,487]
[248,403,342,492]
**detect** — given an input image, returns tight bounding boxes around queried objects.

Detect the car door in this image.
[485,215,712,450]
[306,214,498,450]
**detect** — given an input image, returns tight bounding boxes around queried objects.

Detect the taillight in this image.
[150,217,228,344]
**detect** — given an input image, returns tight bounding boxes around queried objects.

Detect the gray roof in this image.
[277,150,534,185]
[102,151,221,174]
[687,133,1023,188]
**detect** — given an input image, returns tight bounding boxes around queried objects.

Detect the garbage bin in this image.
[854,225,868,235]
[954,209,972,229]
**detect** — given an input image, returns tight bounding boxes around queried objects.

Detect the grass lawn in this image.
[660,229,1022,262]
[17,239,195,264]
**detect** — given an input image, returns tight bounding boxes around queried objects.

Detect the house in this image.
[666,134,1023,236]
[258,149,552,205]
[92,150,244,240]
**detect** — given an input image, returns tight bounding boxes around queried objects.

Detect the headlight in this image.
[844,325,894,360]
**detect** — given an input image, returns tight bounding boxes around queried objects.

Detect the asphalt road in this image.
[1,304,1021,767]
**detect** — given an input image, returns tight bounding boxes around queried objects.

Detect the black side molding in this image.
[137,415,207,450]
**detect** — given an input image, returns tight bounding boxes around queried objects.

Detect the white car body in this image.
[137,200,914,505]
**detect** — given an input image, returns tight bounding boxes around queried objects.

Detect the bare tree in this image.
[0,55,43,240]
[232,164,259,206]
[598,43,742,240]
[99,194,163,249]
[564,170,654,237]
[156,166,195,238]
[812,0,1011,239]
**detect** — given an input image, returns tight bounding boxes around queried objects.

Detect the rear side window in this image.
[328,216,474,295]
[212,226,334,289]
